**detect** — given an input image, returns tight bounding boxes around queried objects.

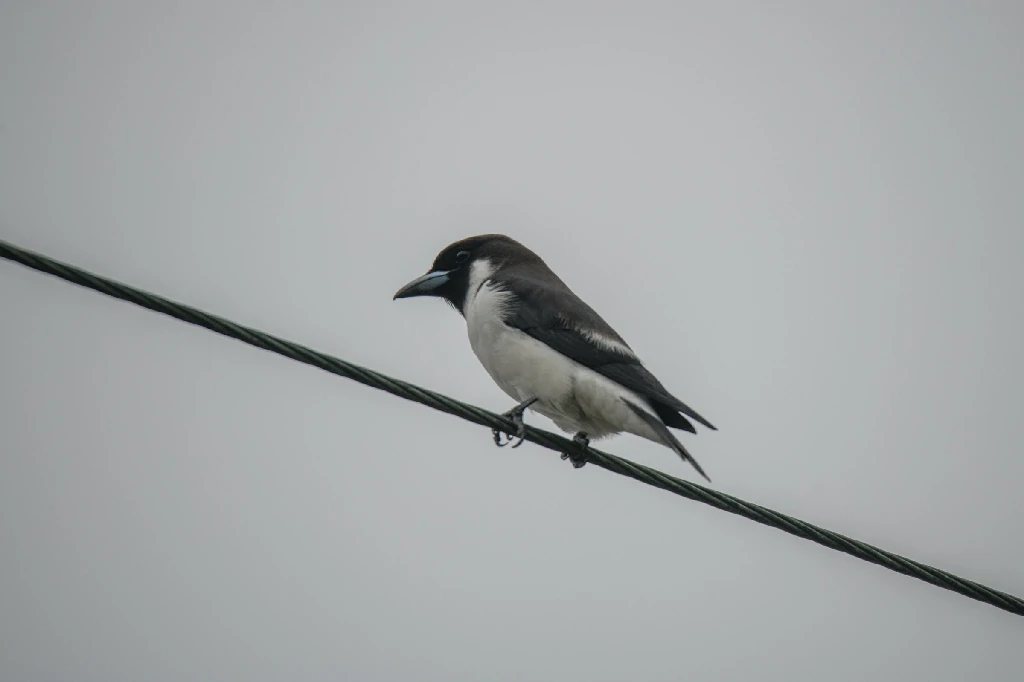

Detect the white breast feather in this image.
[463,259,665,444]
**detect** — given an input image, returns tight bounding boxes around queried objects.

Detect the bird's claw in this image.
[492,397,537,449]
[493,424,526,448]
[561,432,590,468]
[492,422,526,448]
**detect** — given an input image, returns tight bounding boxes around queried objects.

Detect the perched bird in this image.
[393,234,716,480]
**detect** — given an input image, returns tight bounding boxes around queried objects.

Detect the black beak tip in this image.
[393,285,415,300]
[393,270,450,301]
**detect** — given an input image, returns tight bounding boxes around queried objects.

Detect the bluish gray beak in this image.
[393,270,451,299]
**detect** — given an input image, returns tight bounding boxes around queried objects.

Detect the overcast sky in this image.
[2,2,1023,680]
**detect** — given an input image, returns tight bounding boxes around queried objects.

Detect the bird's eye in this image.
[455,251,470,264]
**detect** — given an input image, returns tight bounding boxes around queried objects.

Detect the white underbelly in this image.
[464,280,660,441]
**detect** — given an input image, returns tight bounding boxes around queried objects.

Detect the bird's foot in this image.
[561,432,590,469]
[492,397,538,448]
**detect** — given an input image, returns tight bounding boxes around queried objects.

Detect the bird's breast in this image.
[464,282,572,404]
[463,280,657,440]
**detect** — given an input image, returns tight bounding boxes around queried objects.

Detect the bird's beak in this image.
[393,270,451,300]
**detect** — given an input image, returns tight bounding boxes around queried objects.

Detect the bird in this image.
[393,234,716,480]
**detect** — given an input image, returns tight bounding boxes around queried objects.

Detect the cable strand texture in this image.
[2,238,1021,618]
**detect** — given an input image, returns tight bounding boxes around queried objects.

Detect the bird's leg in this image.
[492,397,538,448]
[560,432,590,469]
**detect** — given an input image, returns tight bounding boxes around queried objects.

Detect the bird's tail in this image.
[622,398,711,482]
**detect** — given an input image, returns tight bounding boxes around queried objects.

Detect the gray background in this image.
[2,2,1022,680]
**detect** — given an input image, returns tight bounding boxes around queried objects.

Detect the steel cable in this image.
[3,238,1021,617]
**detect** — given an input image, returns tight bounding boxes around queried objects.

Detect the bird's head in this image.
[393,234,538,313]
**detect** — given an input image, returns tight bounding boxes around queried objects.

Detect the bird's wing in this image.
[499,272,716,432]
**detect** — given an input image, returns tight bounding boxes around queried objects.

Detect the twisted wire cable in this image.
[3,238,1021,617]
